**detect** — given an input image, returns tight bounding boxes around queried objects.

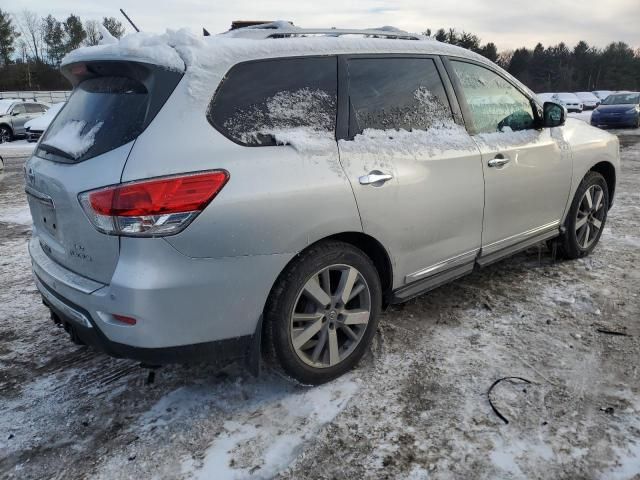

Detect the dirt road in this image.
[1,131,639,479]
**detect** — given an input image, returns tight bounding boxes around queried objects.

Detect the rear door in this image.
[337,56,485,290]
[26,62,182,283]
[10,103,30,134]
[446,59,572,259]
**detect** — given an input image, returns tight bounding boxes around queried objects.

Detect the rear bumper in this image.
[36,273,252,364]
[29,235,293,364]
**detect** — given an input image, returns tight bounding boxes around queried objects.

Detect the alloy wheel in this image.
[290,264,371,368]
[575,184,606,249]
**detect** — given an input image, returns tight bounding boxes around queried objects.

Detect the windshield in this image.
[0,99,15,115]
[602,93,640,105]
[38,76,148,162]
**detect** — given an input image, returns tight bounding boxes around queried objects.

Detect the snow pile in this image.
[42,120,103,159]
[223,87,336,149]
[340,123,477,158]
[62,30,191,72]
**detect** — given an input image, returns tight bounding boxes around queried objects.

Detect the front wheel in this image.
[0,125,13,144]
[263,241,382,385]
[558,171,609,259]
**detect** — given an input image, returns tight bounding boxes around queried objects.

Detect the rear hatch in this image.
[26,60,182,283]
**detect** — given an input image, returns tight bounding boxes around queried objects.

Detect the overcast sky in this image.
[16,0,640,50]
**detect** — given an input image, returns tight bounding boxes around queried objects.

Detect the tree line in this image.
[0,9,125,90]
[0,11,638,93]
[425,27,640,92]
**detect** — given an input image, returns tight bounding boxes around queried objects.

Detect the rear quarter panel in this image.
[122,74,362,258]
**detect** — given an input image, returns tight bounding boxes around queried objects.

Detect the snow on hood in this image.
[24,103,65,131]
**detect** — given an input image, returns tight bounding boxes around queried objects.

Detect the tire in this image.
[263,241,382,385]
[558,171,609,259]
[0,125,13,144]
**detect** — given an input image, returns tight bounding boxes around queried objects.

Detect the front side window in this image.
[347,57,453,136]
[451,61,535,134]
[208,57,337,146]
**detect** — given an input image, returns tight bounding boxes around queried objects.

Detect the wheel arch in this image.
[0,123,14,134]
[589,161,616,208]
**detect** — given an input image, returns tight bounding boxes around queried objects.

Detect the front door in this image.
[447,60,572,258]
[337,56,485,290]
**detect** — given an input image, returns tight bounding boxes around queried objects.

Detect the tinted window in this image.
[451,61,535,134]
[12,104,26,115]
[347,57,452,135]
[38,76,148,162]
[209,57,337,146]
[26,104,46,113]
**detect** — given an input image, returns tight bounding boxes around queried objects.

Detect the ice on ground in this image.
[42,120,103,159]
[0,204,32,225]
[181,378,359,479]
[0,139,35,158]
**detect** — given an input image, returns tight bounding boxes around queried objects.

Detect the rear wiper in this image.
[38,143,75,161]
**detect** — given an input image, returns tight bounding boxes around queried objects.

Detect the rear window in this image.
[208,57,337,146]
[37,76,148,162]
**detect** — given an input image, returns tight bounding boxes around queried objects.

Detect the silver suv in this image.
[0,99,49,143]
[26,25,619,385]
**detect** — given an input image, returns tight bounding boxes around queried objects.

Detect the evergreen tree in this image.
[102,17,125,39]
[0,9,19,65]
[64,14,86,52]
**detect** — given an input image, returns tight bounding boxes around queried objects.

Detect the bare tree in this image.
[13,10,42,63]
[84,19,100,46]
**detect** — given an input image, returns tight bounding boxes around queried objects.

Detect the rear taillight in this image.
[79,170,229,237]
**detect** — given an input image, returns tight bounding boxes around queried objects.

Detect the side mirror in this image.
[11,111,20,116]
[543,102,566,128]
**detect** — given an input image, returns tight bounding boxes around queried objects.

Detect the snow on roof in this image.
[61,25,489,72]
[61,25,534,102]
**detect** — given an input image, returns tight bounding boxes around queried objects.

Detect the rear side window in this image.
[346,57,453,136]
[450,61,535,134]
[26,104,46,113]
[208,57,337,146]
[38,76,148,162]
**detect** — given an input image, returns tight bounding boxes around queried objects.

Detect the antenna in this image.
[120,8,140,32]
[203,28,211,36]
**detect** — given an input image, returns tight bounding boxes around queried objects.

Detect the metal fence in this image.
[0,91,71,104]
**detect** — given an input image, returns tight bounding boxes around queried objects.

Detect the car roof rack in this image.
[225,21,423,41]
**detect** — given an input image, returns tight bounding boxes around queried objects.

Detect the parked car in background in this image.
[0,99,49,143]
[593,90,613,101]
[591,91,640,128]
[26,25,619,385]
[25,102,65,142]
[551,92,584,112]
[536,93,555,103]
[574,92,600,109]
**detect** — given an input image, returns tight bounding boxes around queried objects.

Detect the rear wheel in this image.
[263,241,381,385]
[558,171,609,259]
[0,125,12,144]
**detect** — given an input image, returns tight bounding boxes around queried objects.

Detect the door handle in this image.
[359,171,393,186]
[488,154,510,168]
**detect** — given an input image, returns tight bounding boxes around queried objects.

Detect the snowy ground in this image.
[0,130,639,480]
